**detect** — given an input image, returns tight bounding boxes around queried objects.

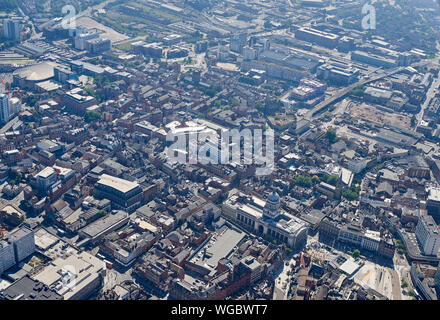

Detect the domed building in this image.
[222,188,309,251]
[263,190,281,220]
[12,62,55,89]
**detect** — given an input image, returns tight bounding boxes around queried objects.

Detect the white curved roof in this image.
[13,62,55,82]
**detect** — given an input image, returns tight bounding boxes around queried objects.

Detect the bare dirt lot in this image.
[352,261,401,300]
[76,16,130,43]
[347,102,411,129]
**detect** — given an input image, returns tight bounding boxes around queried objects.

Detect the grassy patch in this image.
[115,39,138,51]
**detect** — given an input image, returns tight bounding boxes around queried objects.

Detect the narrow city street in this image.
[393,252,413,300]
[417,67,440,125]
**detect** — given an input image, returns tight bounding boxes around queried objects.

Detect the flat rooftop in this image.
[420,215,439,235]
[428,187,440,202]
[36,167,56,179]
[364,230,381,242]
[32,251,105,300]
[297,27,339,40]
[79,210,128,239]
[339,257,360,275]
[34,228,59,250]
[2,276,62,300]
[8,226,33,242]
[97,174,139,194]
[189,227,245,274]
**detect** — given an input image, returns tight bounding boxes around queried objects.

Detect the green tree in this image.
[264,21,273,29]
[255,101,265,113]
[327,175,339,186]
[214,100,222,108]
[411,115,417,127]
[388,226,396,235]
[97,210,107,217]
[84,111,101,123]
[352,249,361,259]
[349,86,364,97]
[93,74,111,87]
[9,170,22,185]
[395,240,405,250]
[293,175,313,188]
[401,279,408,288]
[395,239,406,254]
[25,94,38,107]
[229,98,239,107]
[84,87,106,103]
[20,200,32,213]
[325,127,338,144]
[342,185,360,201]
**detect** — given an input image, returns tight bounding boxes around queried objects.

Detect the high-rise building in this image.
[435,263,440,290]
[195,41,208,54]
[416,215,440,256]
[86,38,111,54]
[0,226,35,275]
[0,240,15,275]
[8,97,20,116]
[74,32,99,50]
[230,32,248,53]
[35,167,58,192]
[8,226,35,262]
[0,93,9,123]
[3,19,21,41]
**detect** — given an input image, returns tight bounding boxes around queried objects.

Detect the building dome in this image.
[263,190,281,220]
[267,191,279,203]
[13,62,54,82]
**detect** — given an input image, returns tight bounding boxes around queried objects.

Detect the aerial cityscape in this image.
[0,0,440,303]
